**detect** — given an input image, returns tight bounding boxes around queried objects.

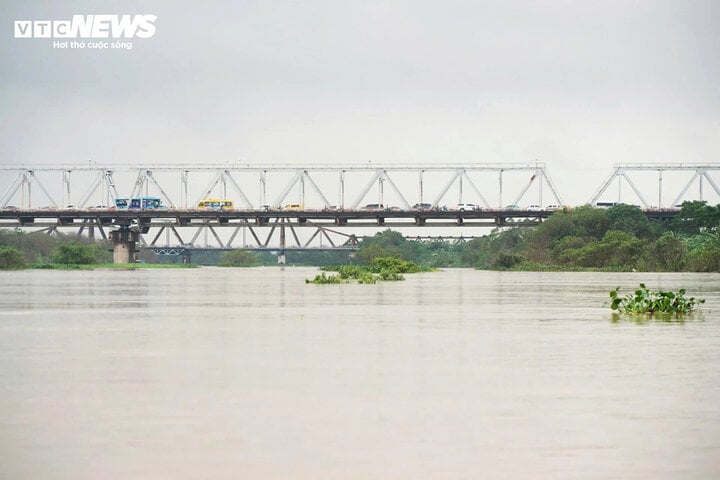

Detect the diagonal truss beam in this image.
[302,171,332,207]
[0,173,24,208]
[351,171,382,209]
[380,171,411,209]
[432,171,461,207]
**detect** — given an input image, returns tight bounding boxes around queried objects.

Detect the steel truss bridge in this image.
[0,162,717,257]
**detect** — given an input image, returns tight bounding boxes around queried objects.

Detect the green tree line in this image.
[349,201,720,272]
[2,201,719,271]
[0,229,112,269]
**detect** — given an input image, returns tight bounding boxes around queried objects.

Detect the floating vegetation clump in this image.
[306,257,434,284]
[305,273,349,284]
[610,283,704,316]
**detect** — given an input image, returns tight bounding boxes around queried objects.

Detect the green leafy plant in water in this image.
[311,256,432,284]
[305,272,348,284]
[610,283,704,316]
[378,269,404,281]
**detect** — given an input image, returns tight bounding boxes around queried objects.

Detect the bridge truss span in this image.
[0,162,564,212]
[588,163,720,208]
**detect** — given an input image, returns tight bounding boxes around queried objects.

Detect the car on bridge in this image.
[455,203,480,211]
[197,199,234,210]
[412,203,434,210]
[527,204,544,211]
[283,204,304,211]
[129,197,164,209]
[362,204,386,211]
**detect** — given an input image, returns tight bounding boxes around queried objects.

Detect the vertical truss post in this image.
[300,173,305,207]
[280,218,287,250]
[498,169,503,208]
[339,170,345,209]
[658,169,662,207]
[378,173,384,205]
[63,170,71,207]
[419,170,424,204]
[539,169,543,206]
[23,172,30,208]
[182,170,188,208]
[260,170,267,207]
[698,175,704,202]
[458,170,463,204]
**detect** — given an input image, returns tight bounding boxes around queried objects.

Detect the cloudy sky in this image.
[1,0,719,204]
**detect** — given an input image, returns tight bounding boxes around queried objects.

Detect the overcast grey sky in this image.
[1,0,719,204]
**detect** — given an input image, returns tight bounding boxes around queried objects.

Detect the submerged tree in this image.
[219,249,259,267]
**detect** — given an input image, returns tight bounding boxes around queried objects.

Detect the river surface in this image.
[0,268,718,479]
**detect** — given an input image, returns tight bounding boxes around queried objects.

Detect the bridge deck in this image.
[0,207,679,228]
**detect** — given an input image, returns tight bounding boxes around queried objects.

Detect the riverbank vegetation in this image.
[349,202,719,272]
[2,201,718,272]
[0,229,112,269]
[506,202,720,272]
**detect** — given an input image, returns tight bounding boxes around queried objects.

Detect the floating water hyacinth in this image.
[610,283,704,316]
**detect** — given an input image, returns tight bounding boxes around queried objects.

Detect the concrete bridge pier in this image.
[110,227,140,264]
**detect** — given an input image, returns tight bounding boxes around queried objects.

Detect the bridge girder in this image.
[0,163,563,212]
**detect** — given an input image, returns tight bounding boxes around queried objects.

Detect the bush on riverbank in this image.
[0,246,27,269]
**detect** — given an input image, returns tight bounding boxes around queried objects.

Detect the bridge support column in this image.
[110,228,139,264]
